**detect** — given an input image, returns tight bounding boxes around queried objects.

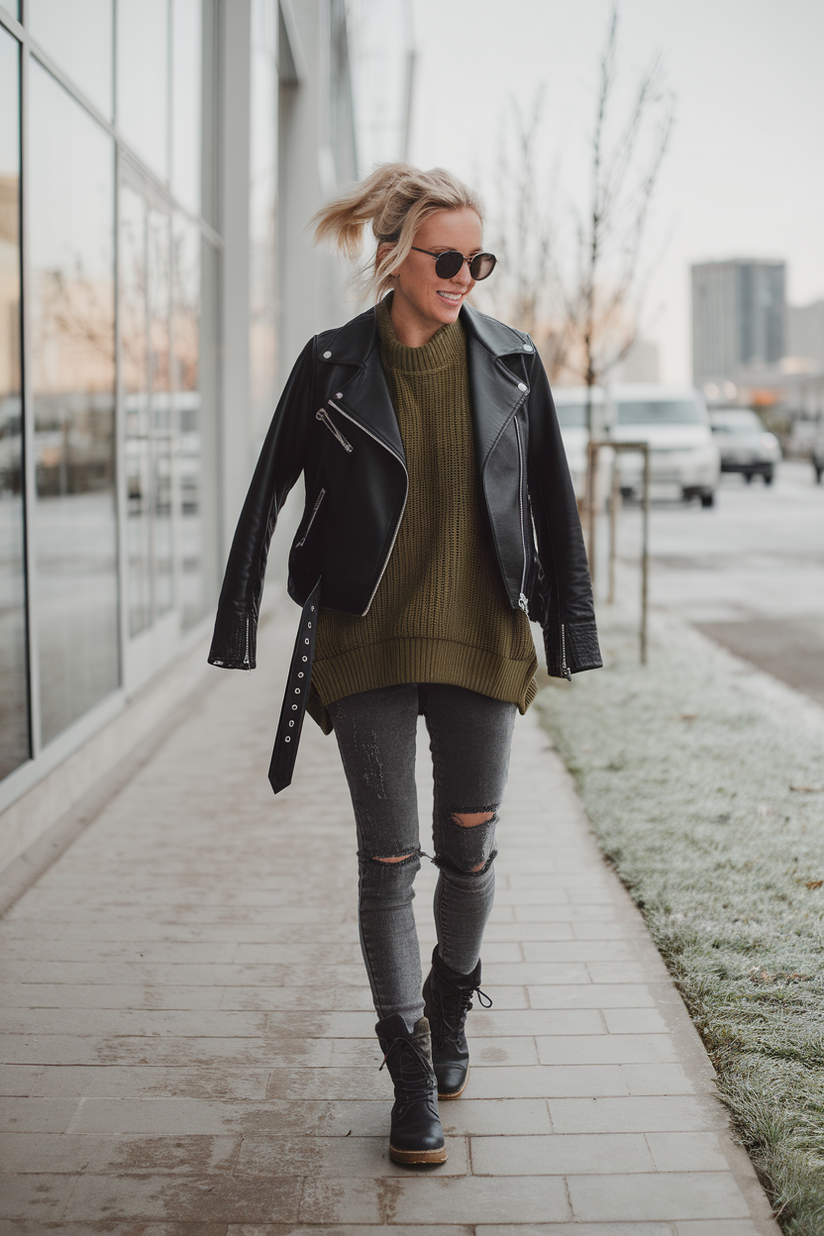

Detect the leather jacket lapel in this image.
[317,308,405,460]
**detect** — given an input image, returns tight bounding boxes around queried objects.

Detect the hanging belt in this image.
[268,578,321,795]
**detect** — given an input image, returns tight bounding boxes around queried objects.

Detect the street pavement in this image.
[0,598,781,1233]
[601,458,824,707]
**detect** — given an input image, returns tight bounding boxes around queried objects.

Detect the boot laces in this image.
[379,1034,436,1103]
[432,982,492,1047]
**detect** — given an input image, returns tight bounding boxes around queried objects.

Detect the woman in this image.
[209,164,601,1166]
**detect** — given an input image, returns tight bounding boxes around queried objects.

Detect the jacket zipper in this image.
[243,616,251,669]
[328,399,409,615]
[295,487,326,548]
[316,406,353,452]
[513,417,529,613]
[560,622,571,680]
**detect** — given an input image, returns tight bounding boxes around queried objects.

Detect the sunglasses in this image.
[410,247,497,281]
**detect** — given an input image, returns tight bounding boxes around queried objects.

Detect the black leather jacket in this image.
[209,302,601,787]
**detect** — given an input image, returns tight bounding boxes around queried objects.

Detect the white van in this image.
[608,383,720,507]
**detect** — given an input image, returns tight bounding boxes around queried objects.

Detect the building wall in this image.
[0,0,358,876]
[692,258,786,391]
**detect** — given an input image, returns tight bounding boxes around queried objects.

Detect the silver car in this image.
[709,408,781,485]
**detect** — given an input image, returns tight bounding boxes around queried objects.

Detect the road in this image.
[595,459,824,707]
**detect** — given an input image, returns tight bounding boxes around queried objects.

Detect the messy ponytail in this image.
[311,163,484,300]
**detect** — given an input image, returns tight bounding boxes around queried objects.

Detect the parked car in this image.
[607,384,721,507]
[709,408,781,484]
[551,385,607,502]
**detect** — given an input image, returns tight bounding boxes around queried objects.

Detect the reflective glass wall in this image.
[0,30,28,780]
[30,63,119,744]
[0,0,222,792]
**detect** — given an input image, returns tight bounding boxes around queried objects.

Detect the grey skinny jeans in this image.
[328,683,517,1030]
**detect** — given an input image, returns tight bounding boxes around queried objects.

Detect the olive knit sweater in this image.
[307,296,538,733]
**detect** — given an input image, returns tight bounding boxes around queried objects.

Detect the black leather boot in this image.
[375,1013,447,1165]
[422,946,491,1099]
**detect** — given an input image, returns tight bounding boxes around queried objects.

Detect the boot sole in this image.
[389,1143,448,1165]
[438,1066,469,1100]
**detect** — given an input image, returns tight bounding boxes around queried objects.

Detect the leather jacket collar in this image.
[317,301,534,469]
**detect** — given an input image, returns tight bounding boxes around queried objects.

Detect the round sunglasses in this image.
[410,247,497,281]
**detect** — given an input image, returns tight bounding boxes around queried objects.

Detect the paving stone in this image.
[568,1172,750,1221]
[233,1133,469,1177]
[603,1008,670,1035]
[0,1131,240,1174]
[470,1132,655,1175]
[0,1173,78,1220]
[478,1224,676,1235]
[645,1131,731,1172]
[0,1097,80,1132]
[527,984,657,1009]
[62,1173,302,1222]
[298,1174,571,1224]
[30,1066,270,1100]
[535,1034,677,1065]
[0,1065,43,1097]
[439,1098,552,1136]
[549,1097,728,1134]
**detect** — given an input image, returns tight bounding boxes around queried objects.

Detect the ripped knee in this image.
[373,852,416,864]
[451,811,494,828]
[436,808,498,876]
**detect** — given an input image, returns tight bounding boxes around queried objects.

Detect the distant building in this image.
[692,259,786,392]
[786,300,824,372]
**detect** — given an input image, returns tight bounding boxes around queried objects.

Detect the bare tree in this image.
[477,90,566,375]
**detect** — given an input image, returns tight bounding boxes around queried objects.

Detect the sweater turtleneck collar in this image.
[375,293,466,374]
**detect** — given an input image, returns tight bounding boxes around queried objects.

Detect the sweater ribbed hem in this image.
[308,637,538,734]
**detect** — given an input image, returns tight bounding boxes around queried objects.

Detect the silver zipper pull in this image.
[316,407,353,453]
[518,592,529,613]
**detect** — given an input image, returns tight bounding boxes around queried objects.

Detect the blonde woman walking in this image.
[209,164,601,1165]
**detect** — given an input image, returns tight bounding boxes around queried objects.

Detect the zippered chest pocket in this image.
[316,405,353,453]
[295,487,326,548]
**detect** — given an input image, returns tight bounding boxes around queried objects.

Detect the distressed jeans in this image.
[328,683,517,1030]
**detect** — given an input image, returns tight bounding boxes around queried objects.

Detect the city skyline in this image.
[408,0,824,384]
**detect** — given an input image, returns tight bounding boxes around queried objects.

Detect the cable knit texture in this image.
[307,295,537,733]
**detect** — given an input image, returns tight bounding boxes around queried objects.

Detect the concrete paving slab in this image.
[0,600,780,1230]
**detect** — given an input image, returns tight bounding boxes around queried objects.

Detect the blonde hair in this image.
[311,163,484,300]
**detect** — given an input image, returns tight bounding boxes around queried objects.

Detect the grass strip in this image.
[536,609,824,1236]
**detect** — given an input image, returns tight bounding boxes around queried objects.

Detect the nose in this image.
[451,259,473,287]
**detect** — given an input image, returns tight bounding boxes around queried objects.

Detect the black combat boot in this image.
[422,946,491,1099]
[375,1013,447,1165]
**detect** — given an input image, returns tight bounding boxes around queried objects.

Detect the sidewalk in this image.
[0,600,780,1234]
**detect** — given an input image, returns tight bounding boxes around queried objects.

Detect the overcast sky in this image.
[408,0,824,382]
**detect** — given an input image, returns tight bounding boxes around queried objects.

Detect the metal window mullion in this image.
[19,28,43,762]
[114,150,131,691]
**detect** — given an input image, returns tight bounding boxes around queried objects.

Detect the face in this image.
[388,206,484,347]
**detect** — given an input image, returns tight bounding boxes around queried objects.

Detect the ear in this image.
[377,240,397,270]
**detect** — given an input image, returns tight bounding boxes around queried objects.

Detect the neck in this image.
[388,297,443,348]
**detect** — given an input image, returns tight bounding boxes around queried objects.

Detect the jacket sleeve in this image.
[525,352,602,677]
[208,337,316,670]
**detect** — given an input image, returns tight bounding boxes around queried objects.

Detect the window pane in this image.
[171,0,202,214]
[148,207,173,617]
[116,0,169,181]
[120,183,151,636]
[27,0,114,121]
[0,30,29,780]
[30,63,119,746]
[249,0,278,441]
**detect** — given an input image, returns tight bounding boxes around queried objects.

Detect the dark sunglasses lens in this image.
[469,253,496,281]
[434,251,464,279]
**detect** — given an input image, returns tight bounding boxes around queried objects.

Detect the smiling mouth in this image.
[437,291,463,302]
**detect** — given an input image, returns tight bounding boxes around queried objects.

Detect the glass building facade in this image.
[0,0,222,797]
[0,0,370,854]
